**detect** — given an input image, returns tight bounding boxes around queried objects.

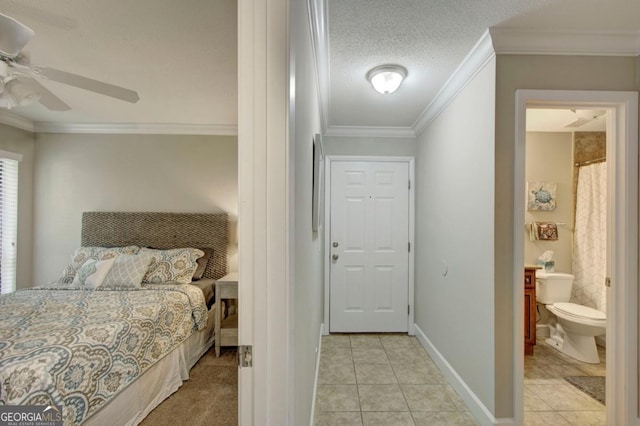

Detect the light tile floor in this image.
[314,334,478,426]
[524,336,606,426]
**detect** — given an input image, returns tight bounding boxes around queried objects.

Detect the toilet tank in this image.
[535,271,574,304]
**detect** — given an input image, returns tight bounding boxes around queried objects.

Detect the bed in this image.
[0,212,229,425]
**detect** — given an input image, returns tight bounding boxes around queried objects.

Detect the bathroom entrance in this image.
[514,90,638,426]
[524,108,608,421]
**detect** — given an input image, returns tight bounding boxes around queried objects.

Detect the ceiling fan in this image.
[0,12,139,111]
[564,109,606,128]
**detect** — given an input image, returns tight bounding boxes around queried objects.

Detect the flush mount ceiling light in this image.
[366,64,407,94]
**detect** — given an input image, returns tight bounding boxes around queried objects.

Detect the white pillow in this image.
[72,257,116,288]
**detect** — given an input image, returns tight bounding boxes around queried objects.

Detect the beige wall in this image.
[32,133,237,284]
[494,54,639,417]
[415,57,497,413]
[525,132,573,272]
[0,124,35,289]
[323,136,416,157]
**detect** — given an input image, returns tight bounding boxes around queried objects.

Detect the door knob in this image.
[332,254,339,261]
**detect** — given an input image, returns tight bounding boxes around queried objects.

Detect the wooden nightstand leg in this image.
[215,297,221,357]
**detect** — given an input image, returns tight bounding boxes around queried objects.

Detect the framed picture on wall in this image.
[312,133,324,232]
[527,181,557,211]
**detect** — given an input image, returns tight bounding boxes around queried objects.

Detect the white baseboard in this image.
[309,323,324,426]
[413,324,514,426]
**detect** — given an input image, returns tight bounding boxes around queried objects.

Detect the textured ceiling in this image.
[327,0,551,128]
[327,0,640,131]
[0,0,237,127]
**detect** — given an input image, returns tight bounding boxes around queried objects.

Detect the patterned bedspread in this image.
[0,284,208,425]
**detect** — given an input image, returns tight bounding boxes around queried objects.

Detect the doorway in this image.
[514,90,639,426]
[324,156,415,334]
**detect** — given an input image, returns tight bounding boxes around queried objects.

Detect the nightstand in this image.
[215,272,238,357]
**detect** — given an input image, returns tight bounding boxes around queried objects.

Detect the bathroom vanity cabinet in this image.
[524,267,537,355]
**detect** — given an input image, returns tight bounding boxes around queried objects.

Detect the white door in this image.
[330,161,410,332]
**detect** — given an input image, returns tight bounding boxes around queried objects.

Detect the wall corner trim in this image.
[309,323,324,426]
[0,111,238,136]
[324,125,416,138]
[489,28,640,57]
[0,111,35,132]
[33,122,238,135]
[308,0,330,135]
[412,30,496,137]
[413,324,514,426]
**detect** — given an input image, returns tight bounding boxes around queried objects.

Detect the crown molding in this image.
[0,110,238,135]
[32,122,238,135]
[325,125,416,138]
[0,111,35,132]
[412,30,496,137]
[410,28,640,137]
[489,28,640,56]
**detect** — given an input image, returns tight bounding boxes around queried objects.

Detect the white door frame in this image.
[238,0,291,423]
[513,90,639,426]
[323,155,415,335]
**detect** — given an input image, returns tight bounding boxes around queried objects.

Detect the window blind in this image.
[0,153,20,294]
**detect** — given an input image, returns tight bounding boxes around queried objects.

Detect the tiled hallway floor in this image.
[314,334,478,426]
[524,337,606,426]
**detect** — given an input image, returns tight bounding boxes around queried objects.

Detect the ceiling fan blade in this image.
[17,77,71,111]
[564,118,593,128]
[0,13,34,58]
[34,66,140,104]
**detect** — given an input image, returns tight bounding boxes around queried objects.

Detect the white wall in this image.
[494,54,639,417]
[525,132,573,272]
[415,58,496,412]
[290,0,324,423]
[323,136,416,157]
[32,133,237,284]
[0,124,35,289]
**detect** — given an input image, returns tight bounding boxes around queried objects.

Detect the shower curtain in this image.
[572,162,607,312]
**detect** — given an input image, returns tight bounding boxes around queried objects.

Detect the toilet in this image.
[536,271,606,364]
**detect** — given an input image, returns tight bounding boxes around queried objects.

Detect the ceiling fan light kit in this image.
[367,64,407,94]
[0,12,140,111]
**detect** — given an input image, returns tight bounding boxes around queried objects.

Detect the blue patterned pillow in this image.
[71,257,116,288]
[99,254,154,289]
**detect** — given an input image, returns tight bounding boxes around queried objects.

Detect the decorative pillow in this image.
[140,247,204,284]
[58,246,141,283]
[192,248,214,280]
[71,257,116,288]
[98,254,154,289]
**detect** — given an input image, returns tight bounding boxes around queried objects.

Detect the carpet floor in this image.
[565,376,606,405]
[140,346,238,426]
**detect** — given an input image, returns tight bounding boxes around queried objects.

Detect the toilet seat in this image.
[551,302,606,321]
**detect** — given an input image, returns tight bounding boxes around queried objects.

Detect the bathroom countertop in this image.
[525,264,543,270]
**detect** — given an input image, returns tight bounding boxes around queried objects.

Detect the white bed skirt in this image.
[84,307,217,426]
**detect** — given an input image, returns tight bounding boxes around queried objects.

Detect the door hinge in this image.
[238,345,253,367]
[408,242,411,252]
[408,304,410,315]
[408,180,411,190]
[605,277,611,287]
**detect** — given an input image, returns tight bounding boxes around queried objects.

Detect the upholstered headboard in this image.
[81,212,228,280]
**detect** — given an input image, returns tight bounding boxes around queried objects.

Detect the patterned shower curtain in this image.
[571,162,607,312]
